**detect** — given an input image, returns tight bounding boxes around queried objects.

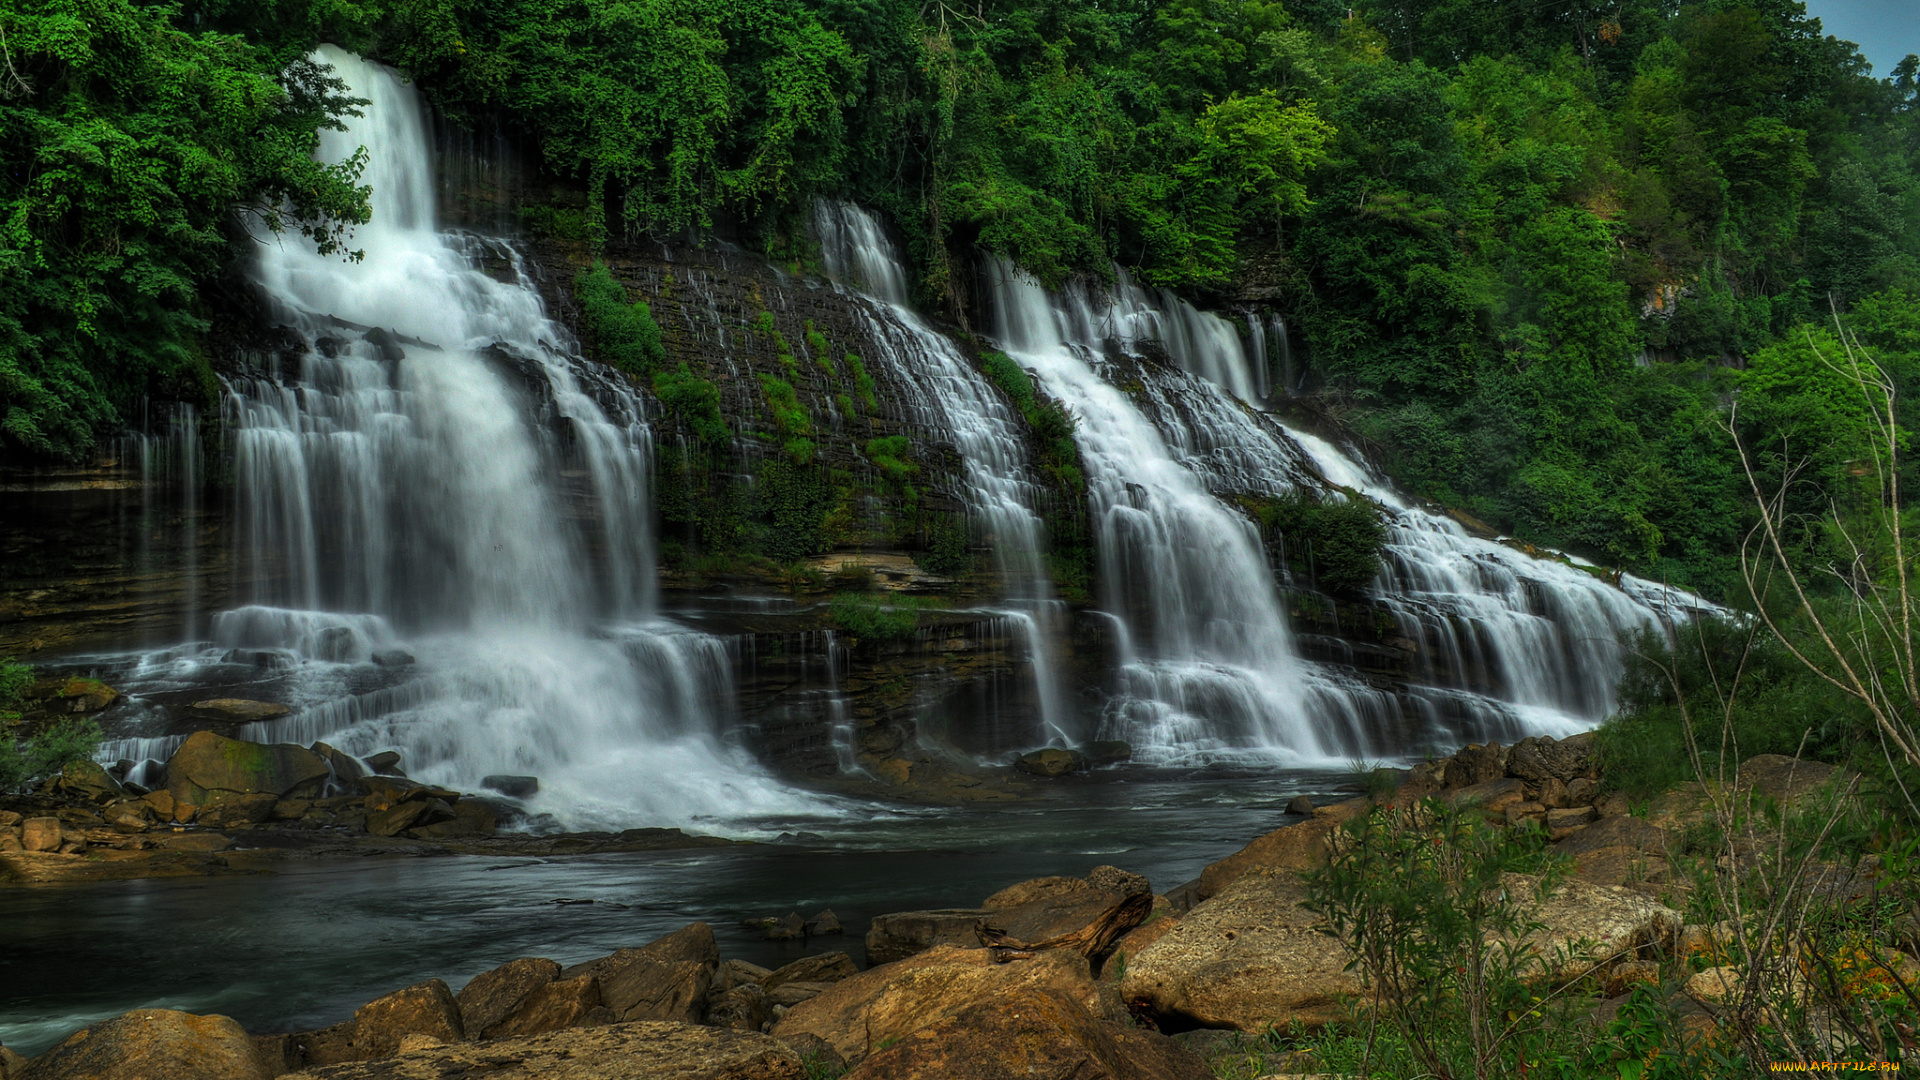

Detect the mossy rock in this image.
[26,676,117,713]
[163,730,331,804]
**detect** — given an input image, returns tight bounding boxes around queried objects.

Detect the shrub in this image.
[0,717,104,794]
[830,592,925,641]
[758,374,811,437]
[652,364,728,443]
[574,263,666,375]
[864,434,916,482]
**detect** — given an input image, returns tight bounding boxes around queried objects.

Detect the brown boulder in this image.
[982,876,1091,908]
[1444,777,1528,815]
[766,983,832,1009]
[1194,817,1338,900]
[1555,814,1670,857]
[1736,755,1841,805]
[365,800,432,837]
[196,793,279,829]
[1120,868,1357,1032]
[52,761,122,804]
[772,945,1095,1065]
[346,981,465,1059]
[17,1009,272,1080]
[761,953,858,993]
[484,975,600,1040]
[21,818,60,852]
[706,984,771,1032]
[713,960,773,995]
[582,923,720,1024]
[864,909,991,966]
[1086,866,1151,897]
[274,1022,802,1079]
[457,958,560,1037]
[1443,742,1508,788]
[1506,733,1596,783]
[164,731,330,804]
[189,699,291,722]
[27,677,117,714]
[842,986,1208,1080]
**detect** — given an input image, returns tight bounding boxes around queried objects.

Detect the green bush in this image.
[652,364,728,444]
[981,351,1085,493]
[1596,617,1874,801]
[0,657,30,717]
[915,515,973,578]
[1243,492,1387,595]
[864,435,916,482]
[575,263,666,376]
[830,592,926,641]
[0,717,104,794]
[757,374,811,437]
[846,354,877,411]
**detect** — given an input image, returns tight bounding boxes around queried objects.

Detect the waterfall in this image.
[981,257,1699,763]
[812,202,1071,744]
[103,47,830,831]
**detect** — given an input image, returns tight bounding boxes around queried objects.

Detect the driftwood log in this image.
[974,892,1154,965]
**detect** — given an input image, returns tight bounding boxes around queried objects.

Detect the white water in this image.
[813,202,1071,743]
[982,257,1702,764]
[102,47,830,831]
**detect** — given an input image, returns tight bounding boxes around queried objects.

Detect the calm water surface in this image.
[0,766,1355,1056]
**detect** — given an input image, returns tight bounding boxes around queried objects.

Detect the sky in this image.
[1801,0,1920,77]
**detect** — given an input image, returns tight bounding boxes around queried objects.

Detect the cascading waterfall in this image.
[984,258,1346,763]
[812,202,1071,744]
[982,257,1700,763]
[101,47,826,830]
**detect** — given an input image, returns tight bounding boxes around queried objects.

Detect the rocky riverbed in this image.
[4,730,1879,1080]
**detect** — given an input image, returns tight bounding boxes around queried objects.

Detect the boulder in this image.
[864,910,990,966]
[346,981,465,1059]
[1,1041,25,1078]
[365,751,405,776]
[1538,777,1571,809]
[1555,814,1670,857]
[156,832,231,852]
[1514,875,1682,980]
[482,775,540,799]
[579,923,719,1024]
[52,761,123,803]
[1080,741,1133,766]
[983,876,1092,909]
[371,650,416,668]
[196,792,280,829]
[1445,777,1529,815]
[189,699,291,722]
[752,913,806,941]
[275,1022,803,1080]
[1194,817,1339,900]
[1736,755,1841,805]
[27,677,118,714]
[762,953,858,993]
[766,983,832,1009]
[1546,806,1598,837]
[366,800,433,837]
[21,818,61,852]
[991,888,1127,946]
[706,984,771,1032]
[1086,866,1151,898]
[312,743,367,792]
[1443,742,1508,788]
[713,960,772,995]
[1506,734,1596,783]
[804,910,842,936]
[771,945,1095,1065]
[484,975,601,1039]
[457,958,560,1037]
[1120,868,1357,1032]
[164,731,330,804]
[1285,794,1314,816]
[1014,748,1083,778]
[409,800,497,840]
[1684,966,1742,1006]
[842,986,1208,1080]
[17,1009,272,1080]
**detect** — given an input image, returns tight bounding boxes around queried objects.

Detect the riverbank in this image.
[8,731,1885,1079]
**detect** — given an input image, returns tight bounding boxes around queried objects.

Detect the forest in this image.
[5,0,1919,600]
